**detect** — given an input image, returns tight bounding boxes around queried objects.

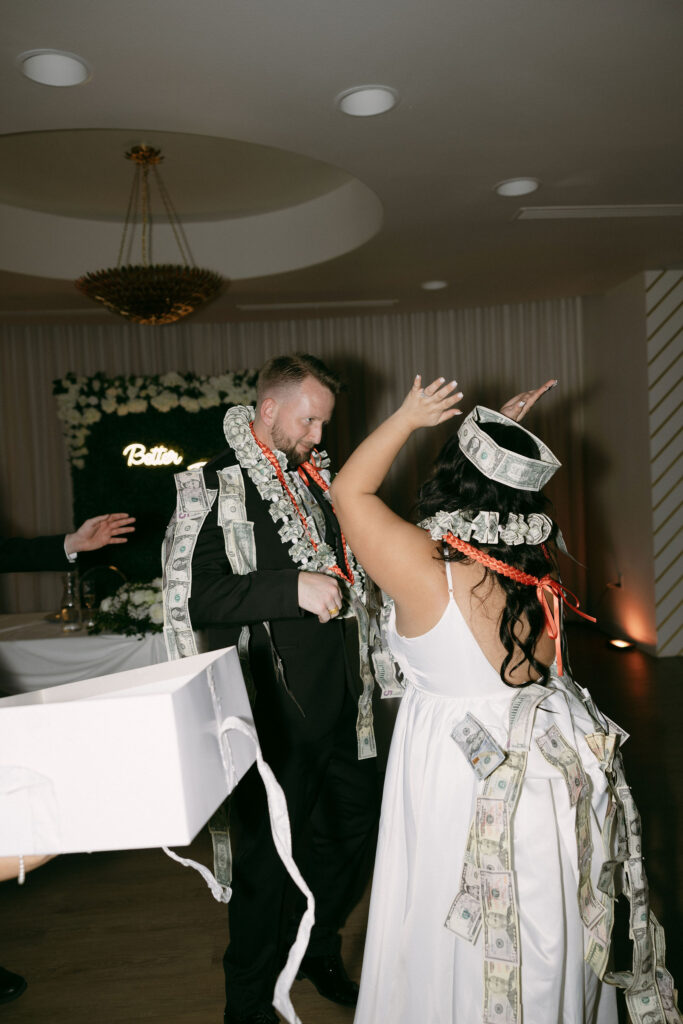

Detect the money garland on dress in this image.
[448,671,682,1024]
[427,525,683,1024]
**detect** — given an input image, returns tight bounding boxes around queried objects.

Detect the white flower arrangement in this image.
[90,578,165,637]
[53,370,258,468]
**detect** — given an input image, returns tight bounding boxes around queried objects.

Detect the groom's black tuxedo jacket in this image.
[188,447,356,742]
[0,534,70,574]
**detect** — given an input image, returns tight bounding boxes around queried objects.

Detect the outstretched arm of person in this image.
[64,513,136,555]
[500,379,558,422]
[330,375,463,603]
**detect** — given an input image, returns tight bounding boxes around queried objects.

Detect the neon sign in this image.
[122,443,184,467]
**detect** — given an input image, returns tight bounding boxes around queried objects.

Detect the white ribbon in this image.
[163,714,314,1024]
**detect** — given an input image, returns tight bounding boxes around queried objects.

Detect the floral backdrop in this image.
[53,370,257,585]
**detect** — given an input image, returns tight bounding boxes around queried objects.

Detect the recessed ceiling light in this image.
[495,178,540,198]
[18,50,90,87]
[336,85,398,117]
[421,280,448,291]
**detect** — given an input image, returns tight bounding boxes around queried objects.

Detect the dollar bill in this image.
[507,684,547,751]
[627,857,650,936]
[175,470,210,515]
[618,784,643,858]
[603,713,630,747]
[626,987,668,1024]
[217,467,248,529]
[370,645,404,698]
[655,965,681,1023]
[475,798,510,872]
[483,960,520,1024]
[483,750,527,808]
[175,629,197,658]
[444,890,482,941]
[163,626,178,661]
[585,935,610,980]
[481,870,519,965]
[597,859,621,898]
[168,535,195,582]
[536,724,586,806]
[452,713,507,780]
[578,874,607,931]
[357,721,377,760]
[231,520,257,574]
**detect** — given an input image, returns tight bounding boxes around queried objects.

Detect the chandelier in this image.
[75,145,225,325]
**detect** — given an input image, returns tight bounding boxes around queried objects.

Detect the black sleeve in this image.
[0,535,70,574]
[188,506,302,628]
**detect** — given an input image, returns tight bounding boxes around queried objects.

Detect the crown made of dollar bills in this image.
[419,509,553,546]
[457,406,561,492]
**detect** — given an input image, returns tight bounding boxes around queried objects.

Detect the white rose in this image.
[151,391,179,412]
[127,398,148,414]
[180,396,200,412]
[101,399,117,414]
[150,603,164,624]
[129,591,148,606]
[99,597,113,613]
[160,372,185,387]
[82,408,102,424]
[196,395,213,409]
[116,404,130,416]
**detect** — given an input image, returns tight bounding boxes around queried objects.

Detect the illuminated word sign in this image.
[123,443,184,467]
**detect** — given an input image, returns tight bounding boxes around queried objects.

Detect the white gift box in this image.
[0,647,254,856]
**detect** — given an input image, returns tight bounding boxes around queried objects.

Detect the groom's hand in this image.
[298,571,343,623]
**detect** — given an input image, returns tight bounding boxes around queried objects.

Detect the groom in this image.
[183,354,380,1024]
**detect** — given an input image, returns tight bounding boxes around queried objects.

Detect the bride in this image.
[331,376,679,1024]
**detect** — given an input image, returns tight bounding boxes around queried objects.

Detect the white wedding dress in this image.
[354,561,618,1024]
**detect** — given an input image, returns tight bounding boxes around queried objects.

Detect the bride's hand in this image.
[399,375,463,430]
[500,379,558,422]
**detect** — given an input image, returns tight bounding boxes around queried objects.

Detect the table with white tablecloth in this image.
[0,612,168,693]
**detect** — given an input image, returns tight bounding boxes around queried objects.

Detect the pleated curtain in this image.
[0,298,585,612]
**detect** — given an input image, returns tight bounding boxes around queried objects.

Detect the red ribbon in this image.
[443,532,595,676]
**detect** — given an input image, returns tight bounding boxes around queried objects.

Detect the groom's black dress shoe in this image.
[0,966,27,1004]
[296,951,359,1007]
[223,1010,278,1024]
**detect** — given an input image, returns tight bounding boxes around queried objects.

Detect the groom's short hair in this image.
[257,353,344,401]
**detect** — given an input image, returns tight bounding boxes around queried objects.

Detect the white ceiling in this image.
[1,0,682,323]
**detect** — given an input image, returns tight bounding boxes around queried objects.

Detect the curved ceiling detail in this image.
[0,129,383,280]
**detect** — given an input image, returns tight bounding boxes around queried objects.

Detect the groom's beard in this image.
[271,425,313,468]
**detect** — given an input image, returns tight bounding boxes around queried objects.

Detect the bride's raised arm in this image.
[330,375,462,605]
[331,375,557,612]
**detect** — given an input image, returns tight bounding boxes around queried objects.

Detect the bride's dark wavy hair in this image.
[416,421,560,686]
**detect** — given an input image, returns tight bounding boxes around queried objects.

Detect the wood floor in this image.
[2,626,681,1023]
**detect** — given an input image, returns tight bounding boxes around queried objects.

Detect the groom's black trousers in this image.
[223,676,379,1014]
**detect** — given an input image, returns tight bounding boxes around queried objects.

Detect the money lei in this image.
[223,405,366,599]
